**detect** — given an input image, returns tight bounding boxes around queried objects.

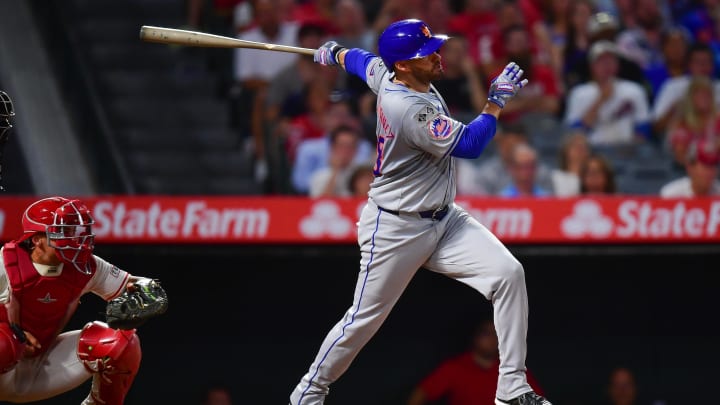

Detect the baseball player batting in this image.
[289,19,551,405]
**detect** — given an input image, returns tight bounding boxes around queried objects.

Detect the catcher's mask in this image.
[0,90,13,139]
[19,196,96,274]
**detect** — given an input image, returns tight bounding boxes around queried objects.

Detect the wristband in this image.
[9,323,26,343]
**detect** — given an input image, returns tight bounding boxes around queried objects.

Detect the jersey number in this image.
[373,135,386,176]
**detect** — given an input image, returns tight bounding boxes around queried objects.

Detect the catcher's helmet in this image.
[0,91,14,119]
[377,19,448,71]
[20,196,96,274]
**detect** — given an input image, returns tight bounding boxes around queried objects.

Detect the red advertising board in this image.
[1,196,719,244]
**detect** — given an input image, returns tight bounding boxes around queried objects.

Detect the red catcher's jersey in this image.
[0,242,95,353]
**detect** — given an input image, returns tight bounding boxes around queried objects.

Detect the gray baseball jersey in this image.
[290,55,534,405]
[366,59,463,213]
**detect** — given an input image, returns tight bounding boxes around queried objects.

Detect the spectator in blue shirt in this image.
[499,143,552,197]
[292,123,372,195]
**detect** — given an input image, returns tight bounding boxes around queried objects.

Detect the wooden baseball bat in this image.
[139,25,316,56]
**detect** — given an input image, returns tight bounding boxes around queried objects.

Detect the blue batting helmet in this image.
[378,19,448,71]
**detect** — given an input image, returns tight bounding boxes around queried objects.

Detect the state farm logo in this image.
[299,201,353,239]
[561,200,613,238]
[456,200,532,237]
[92,200,269,238]
[561,199,720,239]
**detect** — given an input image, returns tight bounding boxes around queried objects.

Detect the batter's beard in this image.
[429,64,444,81]
[408,68,443,88]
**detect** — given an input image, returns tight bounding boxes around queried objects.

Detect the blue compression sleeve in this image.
[451,114,497,159]
[343,48,377,81]
[570,120,587,131]
[344,48,496,159]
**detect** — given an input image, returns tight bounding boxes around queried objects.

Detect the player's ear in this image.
[31,233,45,247]
[394,60,411,73]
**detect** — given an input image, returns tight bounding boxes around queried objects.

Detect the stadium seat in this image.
[59,0,258,194]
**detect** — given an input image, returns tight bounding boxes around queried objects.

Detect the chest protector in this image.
[1,242,95,352]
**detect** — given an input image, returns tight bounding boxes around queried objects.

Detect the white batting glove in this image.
[314,41,346,66]
[487,62,529,108]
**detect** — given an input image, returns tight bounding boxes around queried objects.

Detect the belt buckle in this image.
[431,206,444,220]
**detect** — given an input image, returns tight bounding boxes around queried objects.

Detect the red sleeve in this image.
[519,0,542,26]
[213,0,244,10]
[485,65,504,89]
[447,14,470,35]
[534,65,560,96]
[418,360,457,401]
[526,368,545,397]
[490,31,505,62]
[290,4,340,34]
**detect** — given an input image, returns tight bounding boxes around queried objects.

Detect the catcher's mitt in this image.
[106,278,168,330]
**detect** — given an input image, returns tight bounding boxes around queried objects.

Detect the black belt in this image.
[378,205,449,221]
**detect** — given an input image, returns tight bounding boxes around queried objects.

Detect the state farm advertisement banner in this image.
[1,196,720,244]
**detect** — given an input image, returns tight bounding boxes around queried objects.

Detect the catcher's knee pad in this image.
[77,321,141,405]
[0,323,24,373]
[77,321,141,369]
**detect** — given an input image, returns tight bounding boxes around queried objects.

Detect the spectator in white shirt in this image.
[564,40,651,145]
[233,0,300,183]
[660,139,720,197]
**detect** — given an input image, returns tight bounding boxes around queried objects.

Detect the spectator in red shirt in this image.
[487,24,561,125]
[289,0,340,35]
[407,318,546,405]
[273,78,333,164]
[605,367,639,405]
[446,0,500,69]
[185,0,245,30]
[489,0,554,77]
[432,35,488,122]
[419,0,454,38]
[371,0,425,37]
[666,76,720,169]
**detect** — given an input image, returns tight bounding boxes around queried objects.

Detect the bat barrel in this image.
[139,25,316,56]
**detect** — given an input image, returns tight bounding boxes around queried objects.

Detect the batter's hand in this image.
[314,41,346,66]
[487,62,529,108]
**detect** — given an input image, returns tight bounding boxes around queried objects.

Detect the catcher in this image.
[0,196,168,404]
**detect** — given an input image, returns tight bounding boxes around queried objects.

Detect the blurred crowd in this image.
[188,0,720,198]
[405,318,658,405]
